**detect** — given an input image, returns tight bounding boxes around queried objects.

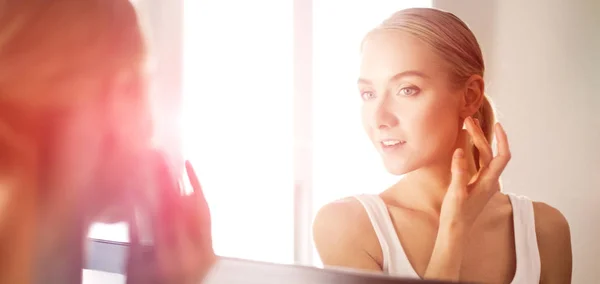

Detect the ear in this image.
[459,74,485,118]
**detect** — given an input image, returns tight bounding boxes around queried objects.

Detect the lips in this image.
[380,139,406,151]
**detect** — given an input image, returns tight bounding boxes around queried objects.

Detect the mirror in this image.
[83,0,598,283]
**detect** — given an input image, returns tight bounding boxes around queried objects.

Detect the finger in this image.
[465,116,493,167]
[158,155,181,243]
[185,160,215,270]
[152,153,186,276]
[456,127,469,150]
[466,117,492,166]
[185,160,203,199]
[181,194,213,253]
[177,194,216,284]
[456,128,479,179]
[185,160,212,230]
[448,148,469,197]
[485,123,511,180]
[186,160,217,271]
[174,215,199,283]
[473,118,484,167]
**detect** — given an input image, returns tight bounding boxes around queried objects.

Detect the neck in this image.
[1,125,94,283]
[391,149,477,218]
[36,172,89,284]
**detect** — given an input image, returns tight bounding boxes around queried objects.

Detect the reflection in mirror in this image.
[21,0,595,283]
[311,0,433,267]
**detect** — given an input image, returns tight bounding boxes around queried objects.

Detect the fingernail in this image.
[474,118,480,126]
[498,123,506,134]
[454,148,465,158]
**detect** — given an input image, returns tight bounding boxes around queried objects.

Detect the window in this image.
[88,222,129,243]
[87,0,431,269]
[311,0,432,266]
[181,0,295,264]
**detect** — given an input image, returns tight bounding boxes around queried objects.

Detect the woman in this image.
[313,8,572,284]
[0,1,214,283]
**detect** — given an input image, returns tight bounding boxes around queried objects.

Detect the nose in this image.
[373,99,399,130]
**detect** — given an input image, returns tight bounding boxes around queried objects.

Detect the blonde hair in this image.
[0,0,150,281]
[364,8,496,161]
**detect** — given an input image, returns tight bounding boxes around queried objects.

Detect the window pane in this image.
[311,0,432,266]
[182,0,294,264]
[88,222,129,243]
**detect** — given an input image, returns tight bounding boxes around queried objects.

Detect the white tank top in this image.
[354,193,541,284]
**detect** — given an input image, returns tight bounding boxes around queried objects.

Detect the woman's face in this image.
[359,31,463,175]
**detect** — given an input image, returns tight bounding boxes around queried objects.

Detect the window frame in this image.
[292,0,314,266]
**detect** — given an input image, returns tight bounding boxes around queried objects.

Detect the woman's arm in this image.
[312,199,382,272]
[534,202,572,284]
[424,119,512,281]
[423,225,468,281]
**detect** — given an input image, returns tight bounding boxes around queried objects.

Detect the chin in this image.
[382,160,419,176]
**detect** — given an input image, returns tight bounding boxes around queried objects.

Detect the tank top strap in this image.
[353,194,418,277]
[506,193,541,283]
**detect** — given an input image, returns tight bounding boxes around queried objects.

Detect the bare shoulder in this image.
[312,197,382,271]
[533,201,570,234]
[532,201,572,283]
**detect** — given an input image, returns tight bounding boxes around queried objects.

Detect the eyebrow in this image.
[357,70,430,85]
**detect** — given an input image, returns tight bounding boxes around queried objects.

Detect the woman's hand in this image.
[440,117,511,233]
[424,117,511,281]
[127,157,216,284]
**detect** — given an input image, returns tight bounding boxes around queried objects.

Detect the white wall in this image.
[434,0,600,282]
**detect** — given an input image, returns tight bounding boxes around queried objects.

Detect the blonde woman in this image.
[0,1,214,283]
[313,8,572,284]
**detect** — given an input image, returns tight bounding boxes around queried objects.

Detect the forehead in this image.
[359,30,448,82]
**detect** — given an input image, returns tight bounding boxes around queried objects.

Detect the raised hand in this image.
[127,155,216,284]
[439,117,511,232]
[424,117,511,281]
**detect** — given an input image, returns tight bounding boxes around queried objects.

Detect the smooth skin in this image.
[312,31,572,283]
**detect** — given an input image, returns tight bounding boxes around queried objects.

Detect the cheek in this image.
[49,105,108,192]
[56,121,104,189]
[405,98,459,147]
[361,105,374,139]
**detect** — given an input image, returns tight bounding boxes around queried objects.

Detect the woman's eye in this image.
[360,91,376,100]
[398,87,419,96]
